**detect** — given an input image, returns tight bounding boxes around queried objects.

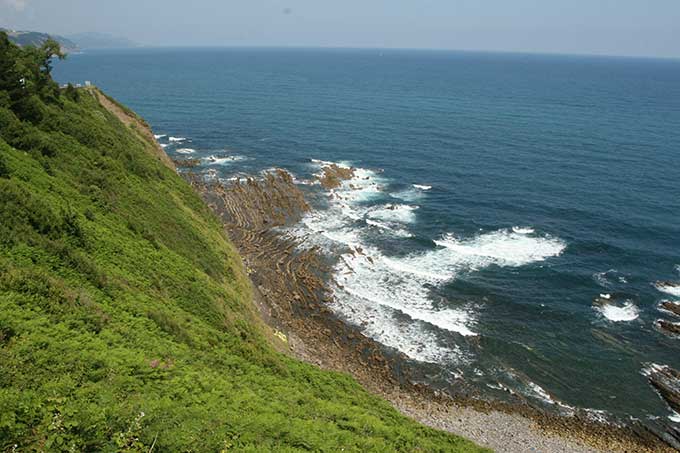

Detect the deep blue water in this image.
[55,48,680,423]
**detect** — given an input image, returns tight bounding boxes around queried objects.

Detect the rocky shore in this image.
[182,166,675,453]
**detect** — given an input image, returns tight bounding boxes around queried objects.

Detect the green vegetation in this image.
[0,33,487,452]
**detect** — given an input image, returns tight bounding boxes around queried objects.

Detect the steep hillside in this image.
[0,32,486,452]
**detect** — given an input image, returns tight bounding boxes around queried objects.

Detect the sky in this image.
[1,0,679,58]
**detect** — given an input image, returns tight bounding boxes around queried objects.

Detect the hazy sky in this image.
[1,0,679,58]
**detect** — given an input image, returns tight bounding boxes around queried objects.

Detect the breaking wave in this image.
[512,226,535,234]
[294,159,566,364]
[203,155,247,165]
[597,302,640,322]
[593,269,629,287]
[367,204,418,224]
[654,281,680,297]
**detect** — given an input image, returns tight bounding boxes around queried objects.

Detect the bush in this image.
[0,153,8,178]
[64,83,80,102]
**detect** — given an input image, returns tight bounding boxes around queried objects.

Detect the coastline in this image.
[181,167,673,453]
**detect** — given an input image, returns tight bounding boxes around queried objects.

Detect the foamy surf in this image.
[330,288,467,363]
[154,134,166,139]
[327,226,565,361]
[365,219,413,238]
[527,382,558,406]
[413,184,432,190]
[642,362,667,377]
[203,155,246,165]
[293,160,566,366]
[595,301,640,322]
[176,148,196,154]
[593,269,628,287]
[367,204,418,224]
[654,281,680,297]
[512,226,535,234]
[431,230,566,270]
[169,136,186,142]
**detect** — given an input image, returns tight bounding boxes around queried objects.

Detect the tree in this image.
[0,32,67,120]
[0,32,22,98]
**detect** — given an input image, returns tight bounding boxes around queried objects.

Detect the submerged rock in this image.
[317,164,355,189]
[659,300,680,318]
[645,364,680,414]
[655,281,680,296]
[657,319,680,337]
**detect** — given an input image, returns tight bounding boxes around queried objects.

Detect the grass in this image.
[0,82,488,452]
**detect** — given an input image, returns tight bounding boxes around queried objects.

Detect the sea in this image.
[54,48,680,425]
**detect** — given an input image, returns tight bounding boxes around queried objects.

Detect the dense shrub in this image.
[0,153,8,178]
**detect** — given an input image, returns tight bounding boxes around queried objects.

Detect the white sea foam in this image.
[334,248,477,337]
[583,409,610,424]
[596,300,640,322]
[309,158,340,167]
[154,134,166,139]
[429,230,566,272]
[367,204,418,224]
[203,155,246,166]
[202,168,218,181]
[512,226,535,234]
[301,211,361,247]
[169,136,186,142]
[175,148,196,154]
[365,219,413,238]
[293,159,567,364]
[642,362,667,377]
[392,185,431,201]
[522,381,575,412]
[331,287,466,363]
[160,143,169,149]
[593,269,629,288]
[654,281,680,297]
[487,382,515,394]
[670,411,680,423]
[390,188,422,202]
[527,382,555,405]
[365,218,390,230]
[330,229,566,339]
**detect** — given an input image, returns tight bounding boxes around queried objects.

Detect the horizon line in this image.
[71,43,680,62]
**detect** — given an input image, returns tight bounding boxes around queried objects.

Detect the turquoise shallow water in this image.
[55,48,680,423]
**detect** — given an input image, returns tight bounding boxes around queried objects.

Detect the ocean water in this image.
[54,48,680,423]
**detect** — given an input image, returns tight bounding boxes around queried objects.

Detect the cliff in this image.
[0,32,485,452]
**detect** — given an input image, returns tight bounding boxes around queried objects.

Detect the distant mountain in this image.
[1,28,79,53]
[67,32,138,49]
